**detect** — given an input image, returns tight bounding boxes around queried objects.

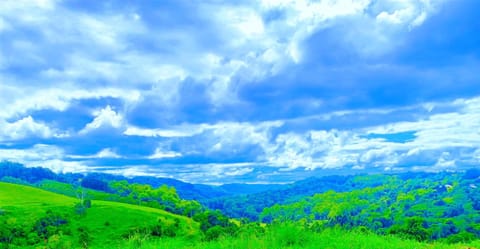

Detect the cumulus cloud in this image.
[254,96,480,172]
[1,0,475,183]
[96,148,122,158]
[1,0,447,114]
[80,105,124,134]
[0,116,61,141]
[96,95,480,178]
[205,121,283,153]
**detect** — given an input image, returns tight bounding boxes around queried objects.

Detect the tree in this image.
[389,217,430,241]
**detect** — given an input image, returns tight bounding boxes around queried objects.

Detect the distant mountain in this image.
[218,183,284,195]
[0,161,284,200]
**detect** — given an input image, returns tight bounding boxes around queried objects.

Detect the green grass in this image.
[0,182,199,248]
[116,228,479,249]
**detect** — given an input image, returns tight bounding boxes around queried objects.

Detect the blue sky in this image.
[1,0,480,184]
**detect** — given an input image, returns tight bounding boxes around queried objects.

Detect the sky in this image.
[1,0,480,184]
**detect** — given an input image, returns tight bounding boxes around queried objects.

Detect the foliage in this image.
[3,164,480,248]
[257,172,480,241]
[33,210,68,240]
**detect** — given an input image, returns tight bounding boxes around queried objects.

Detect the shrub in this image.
[237,222,266,236]
[34,210,68,240]
[47,233,72,249]
[205,226,225,241]
[150,217,179,237]
[271,222,308,247]
[389,217,430,242]
[78,226,91,249]
[445,231,476,244]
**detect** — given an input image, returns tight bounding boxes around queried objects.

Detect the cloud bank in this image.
[1,0,479,183]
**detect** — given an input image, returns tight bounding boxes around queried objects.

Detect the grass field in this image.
[114,225,480,249]
[0,182,199,248]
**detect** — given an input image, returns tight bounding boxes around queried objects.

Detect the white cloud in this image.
[0,86,141,119]
[102,166,169,178]
[80,105,124,134]
[433,152,456,169]
[0,0,462,181]
[96,148,121,158]
[69,148,122,159]
[0,144,88,173]
[118,95,480,173]
[0,144,63,161]
[257,95,480,171]
[224,167,254,176]
[39,159,90,174]
[168,162,258,183]
[262,130,366,170]
[148,148,182,159]
[1,0,447,114]
[0,116,61,141]
[125,121,283,150]
[374,0,442,28]
[124,124,207,138]
[206,121,283,153]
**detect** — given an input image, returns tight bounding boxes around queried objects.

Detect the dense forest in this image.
[2,161,480,248]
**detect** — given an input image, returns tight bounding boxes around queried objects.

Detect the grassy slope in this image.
[0,182,199,248]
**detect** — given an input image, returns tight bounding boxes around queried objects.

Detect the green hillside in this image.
[2,182,480,249]
[0,182,199,248]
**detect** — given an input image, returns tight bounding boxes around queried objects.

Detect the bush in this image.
[27,232,40,245]
[205,226,225,241]
[47,233,72,249]
[271,222,308,247]
[150,217,179,237]
[445,231,476,244]
[237,222,266,236]
[389,217,430,242]
[34,210,68,240]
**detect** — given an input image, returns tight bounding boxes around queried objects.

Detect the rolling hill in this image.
[0,182,200,248]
